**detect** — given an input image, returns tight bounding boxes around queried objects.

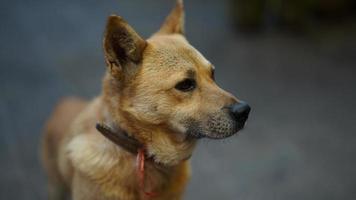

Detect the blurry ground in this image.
[1,0,356,199]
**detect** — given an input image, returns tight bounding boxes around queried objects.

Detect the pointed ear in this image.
[103,15,147,71]
[156,0,185,35]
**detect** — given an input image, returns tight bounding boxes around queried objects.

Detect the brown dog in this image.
[41,0,250,199]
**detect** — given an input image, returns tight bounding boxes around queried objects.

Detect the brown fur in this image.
[41,1,242,199]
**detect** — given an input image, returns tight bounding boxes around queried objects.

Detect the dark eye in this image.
[175,78,196,92]
[211,69,215,80]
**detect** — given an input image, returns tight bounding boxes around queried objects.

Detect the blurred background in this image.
[1,0,356,199]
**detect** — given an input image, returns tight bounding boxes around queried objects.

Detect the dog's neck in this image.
[98,97,197,167]
[95,122,171,174]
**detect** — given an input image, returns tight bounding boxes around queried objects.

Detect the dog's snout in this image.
[229,102,251,126]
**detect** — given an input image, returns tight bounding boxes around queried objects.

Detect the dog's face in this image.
[103,1,250,143]
[125,34,249,139]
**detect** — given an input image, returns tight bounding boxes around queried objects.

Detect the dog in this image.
[41,0,251,199]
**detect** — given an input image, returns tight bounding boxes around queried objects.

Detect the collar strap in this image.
[96,123,143,155]
[96,123,173,171]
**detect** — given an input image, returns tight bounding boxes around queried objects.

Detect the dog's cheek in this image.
[133,108,162,124]
[167,119,187,135]
[182,118,206,138]
[128,102,170,125]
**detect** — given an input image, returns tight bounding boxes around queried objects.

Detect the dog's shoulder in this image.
[64,97,136,182]
[64,99,140,198]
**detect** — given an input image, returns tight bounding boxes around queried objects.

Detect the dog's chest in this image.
[67,133,189,199]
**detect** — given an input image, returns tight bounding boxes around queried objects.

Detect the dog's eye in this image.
[175,78,196,92]
[211,69,215,81]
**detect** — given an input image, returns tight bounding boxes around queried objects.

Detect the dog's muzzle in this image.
[186,101,251,140]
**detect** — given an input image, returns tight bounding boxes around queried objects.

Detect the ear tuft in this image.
[156,0,185,35]
[103,15,146,71]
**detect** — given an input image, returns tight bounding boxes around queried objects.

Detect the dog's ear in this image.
[156,0,185,35]
[103,15,147,73]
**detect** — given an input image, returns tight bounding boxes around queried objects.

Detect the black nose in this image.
[229,102,251,125]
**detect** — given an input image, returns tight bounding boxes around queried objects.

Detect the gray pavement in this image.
[1,0,356,199]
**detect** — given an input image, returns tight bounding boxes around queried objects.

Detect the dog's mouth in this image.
[185,119,247,140]
[186,127,243,140]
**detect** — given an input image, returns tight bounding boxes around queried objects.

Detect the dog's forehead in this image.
[144,35,211,71]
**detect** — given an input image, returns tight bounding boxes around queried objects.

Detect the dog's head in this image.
[102,0,250,164]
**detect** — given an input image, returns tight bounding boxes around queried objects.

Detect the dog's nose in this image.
[229,102,251,126]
